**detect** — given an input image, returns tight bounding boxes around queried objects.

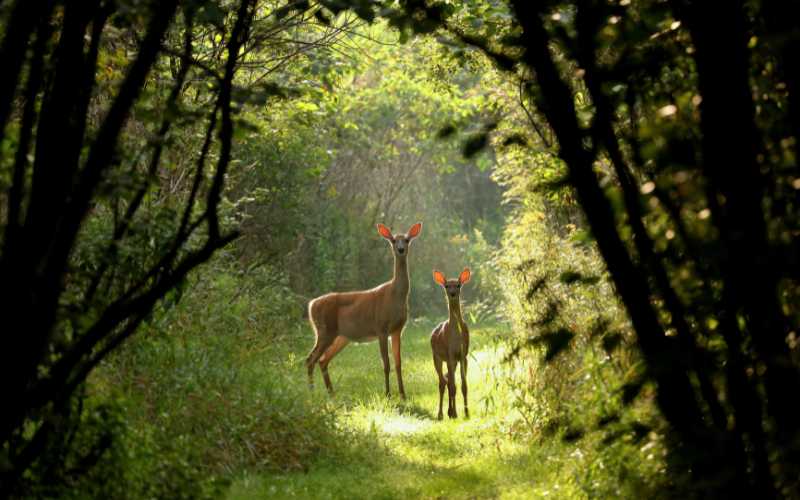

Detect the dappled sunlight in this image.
[201,317,623,499]
[10,0,790,496]
[470,345,502,365]
[372,414,430,436]
[223,323,584,499]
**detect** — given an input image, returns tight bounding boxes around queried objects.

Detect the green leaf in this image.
[559,270,600,286]
[437,124,457,138]
[528,328,575,363]
[621,379,645,405]
[562,426,585,443]
[462,132,488,158]
[597,413,621,428]
[601,332,623,353]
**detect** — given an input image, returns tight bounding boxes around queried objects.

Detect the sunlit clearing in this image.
[373,414,429,435]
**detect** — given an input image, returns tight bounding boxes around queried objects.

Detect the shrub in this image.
[83,259,349,496]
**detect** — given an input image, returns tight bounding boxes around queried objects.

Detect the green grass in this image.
[225,319,586,500]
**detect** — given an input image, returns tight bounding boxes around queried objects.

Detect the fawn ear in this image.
[433,270,446,286]
[459,268,471,285]
[377,223,393,240]
[407,222,422,239]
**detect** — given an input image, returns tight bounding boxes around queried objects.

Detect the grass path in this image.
[226,320,582,499]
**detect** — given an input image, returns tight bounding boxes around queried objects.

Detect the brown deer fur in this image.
[306,222,422,398]
[430,268,471,419]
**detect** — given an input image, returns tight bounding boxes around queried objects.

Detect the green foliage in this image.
[15,0,789,496]
[486,143,672,495]
[226,24,508,317]
[412,0,800,495]
[19,395,218,500]
[494,201,643,430]
[223,319,667,500]
[83,259,350,496]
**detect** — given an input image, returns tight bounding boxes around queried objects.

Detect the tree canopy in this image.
[1,0,799,498]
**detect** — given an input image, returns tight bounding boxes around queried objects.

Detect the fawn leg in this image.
[446,359,457,419]
[390,330,405,399]
[461,354,469,419]
[433,354,445,420]
[379,335,391,396]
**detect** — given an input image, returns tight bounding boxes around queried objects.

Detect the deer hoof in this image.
[437,413,443,421]
[464,408,470,419]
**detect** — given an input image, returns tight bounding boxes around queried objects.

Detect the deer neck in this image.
[391,253,409,297]
[448,300,464,335]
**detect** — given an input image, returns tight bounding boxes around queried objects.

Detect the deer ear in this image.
[407,222,422,239]
[377,223,393,240]
[433,270,446,286]
[459,268,471,285]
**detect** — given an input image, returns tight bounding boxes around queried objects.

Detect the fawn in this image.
[306,222,422,398]
[430,268,472,419]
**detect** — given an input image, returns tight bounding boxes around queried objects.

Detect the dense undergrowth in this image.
[16,20,675,498]
[5,0,800,497]
[71,250,669,499]
[81,260,341,498]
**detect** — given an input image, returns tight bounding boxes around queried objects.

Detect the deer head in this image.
[433,268,471,303]
[377,222,422,258]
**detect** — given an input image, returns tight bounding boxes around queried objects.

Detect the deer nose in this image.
[397,248,405,254]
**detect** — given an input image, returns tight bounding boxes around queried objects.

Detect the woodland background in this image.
[1,0,799,498]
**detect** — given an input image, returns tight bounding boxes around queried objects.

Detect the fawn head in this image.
[377,222,422,257]
[433,268,471,302]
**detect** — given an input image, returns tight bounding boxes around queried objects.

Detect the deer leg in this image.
[379,335,391,396]
[306,328,334,390]
[390,331,405,399]
[461,355,469,419]
[306,344,320,388]
[305,325,321,387]
[319,336,349,394]
[434,354,446,420]
[446,359,457,419]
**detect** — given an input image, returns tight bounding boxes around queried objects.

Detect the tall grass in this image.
[84,261,353,497]
[73,254,669,499]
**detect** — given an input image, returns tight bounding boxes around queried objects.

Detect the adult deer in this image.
[430,268,471,419]
[306,222,422,398]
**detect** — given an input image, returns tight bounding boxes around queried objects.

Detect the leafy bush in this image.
[489,151,670,496]
[83,259,351,496]
[17,394,217,500]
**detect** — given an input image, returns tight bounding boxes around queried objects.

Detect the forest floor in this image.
[225,320,583,499]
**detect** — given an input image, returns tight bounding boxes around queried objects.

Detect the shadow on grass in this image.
[225,323,553,500]
[396,400,436,420]
[227,440,507,500]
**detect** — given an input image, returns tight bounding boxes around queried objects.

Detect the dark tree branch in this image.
[206,0,257,240]
[674,0,800,466]
[507,0,707,455]
[0,0,178,454]
[0,0,52,139]
[82,9,197,310]
[3,9,51,255]
[572,3,759,490]
[46,0,181,288]
[64,231,239,398]
[518,80,553,149]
